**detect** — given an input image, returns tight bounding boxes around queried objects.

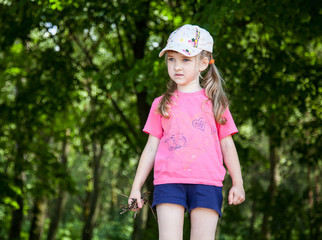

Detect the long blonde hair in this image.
[157,51,229,124]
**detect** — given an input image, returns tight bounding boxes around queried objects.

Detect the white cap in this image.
[159,24,213,57]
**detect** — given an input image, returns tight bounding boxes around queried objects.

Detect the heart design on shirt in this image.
[192,118,206,131]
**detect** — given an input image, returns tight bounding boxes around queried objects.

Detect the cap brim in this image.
[159,46,202,57]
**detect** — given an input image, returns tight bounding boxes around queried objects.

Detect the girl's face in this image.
[166,51,208,92]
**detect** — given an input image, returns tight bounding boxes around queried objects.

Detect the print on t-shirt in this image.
[165,133,187,151]
[192,117,206,131]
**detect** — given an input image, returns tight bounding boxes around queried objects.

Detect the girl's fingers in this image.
[228,190,234,205]
[233,192,245,205]
[136,198,141,208]
[128,197,136,206]
[229,188,245,205]
[128,196,143,209]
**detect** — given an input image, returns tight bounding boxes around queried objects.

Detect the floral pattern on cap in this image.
[182,28,200,55]
[183,49,191,55]
[188,27,200,48]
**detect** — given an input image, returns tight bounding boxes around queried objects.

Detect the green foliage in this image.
[0,0,321,239]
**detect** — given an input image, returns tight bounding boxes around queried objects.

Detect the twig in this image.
[119,192,157,222]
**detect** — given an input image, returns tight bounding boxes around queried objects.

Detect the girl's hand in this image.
[129,189,143,209]
[228,184,245,205]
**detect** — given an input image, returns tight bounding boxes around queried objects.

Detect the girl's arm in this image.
[220,135,245,205]
[129,134,160,208]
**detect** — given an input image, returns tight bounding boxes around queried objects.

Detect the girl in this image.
[129,24,245,240]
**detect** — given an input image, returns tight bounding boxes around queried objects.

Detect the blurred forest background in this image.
[0,0,321,239]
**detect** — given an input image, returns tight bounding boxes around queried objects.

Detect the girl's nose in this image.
[174,62,182,70]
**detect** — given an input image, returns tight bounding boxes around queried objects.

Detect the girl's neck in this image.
[177,84,203,93]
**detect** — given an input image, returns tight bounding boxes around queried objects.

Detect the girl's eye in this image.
[183,58,190,62]
[168,57,174,61]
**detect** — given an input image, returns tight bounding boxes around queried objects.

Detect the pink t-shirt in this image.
[143,89,238,187]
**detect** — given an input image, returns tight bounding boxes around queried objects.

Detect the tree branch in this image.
[107,94,138,140]
[115,22,128,67]
[69,30,97,69]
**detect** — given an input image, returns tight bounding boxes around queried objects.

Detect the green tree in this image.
[195,0,321,239]
[0,1,320,240]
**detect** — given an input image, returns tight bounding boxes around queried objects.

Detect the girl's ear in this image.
[199,57,209,72]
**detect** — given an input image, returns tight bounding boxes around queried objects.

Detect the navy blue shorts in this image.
[152,184,223,217]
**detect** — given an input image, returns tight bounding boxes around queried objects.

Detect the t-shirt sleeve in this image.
[142,98,163,139]
[217,107,238,140]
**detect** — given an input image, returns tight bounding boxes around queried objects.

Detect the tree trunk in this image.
[308,164,321,240]
[130,2,153,237]
[313,166,320,239]
[46,190,68,240]
[29,197,48,240]
[8,179,24,240]
[131,90,155,240]
[261,136,279,240]
[81,141,103,240]
[249,200,256,238]
[47,138,69,240]
[307,165,314,239]
[8,142,24,240]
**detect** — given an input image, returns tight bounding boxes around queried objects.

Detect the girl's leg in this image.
[190,207,219,240]
[156,203,185,240]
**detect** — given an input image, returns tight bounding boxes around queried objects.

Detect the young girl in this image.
[129,24,245,240]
